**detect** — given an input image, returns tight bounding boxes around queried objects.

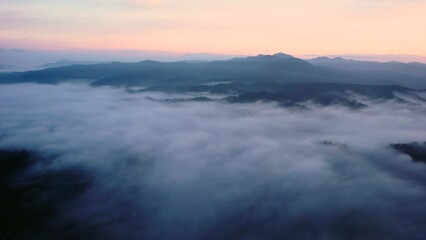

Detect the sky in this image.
[1,0,426,60]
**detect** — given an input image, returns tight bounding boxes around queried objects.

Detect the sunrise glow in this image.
[1,0,425,57]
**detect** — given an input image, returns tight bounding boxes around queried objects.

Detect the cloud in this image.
[0,83,426,239]
[123,0,167,7]
[0,10,43,28]
[343,0,426,13]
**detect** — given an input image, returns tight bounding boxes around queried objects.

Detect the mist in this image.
[0,49,242,72]
[1,83,426,240]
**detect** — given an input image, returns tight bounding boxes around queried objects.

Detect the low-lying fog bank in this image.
[1,83,426,240]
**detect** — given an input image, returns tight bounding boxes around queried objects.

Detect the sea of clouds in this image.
[1,83,426,240]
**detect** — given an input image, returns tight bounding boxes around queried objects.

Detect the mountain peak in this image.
[273,52,294,59]
[311,56,347,61]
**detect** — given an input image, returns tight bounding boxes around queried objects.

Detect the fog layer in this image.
[1,83,426,240]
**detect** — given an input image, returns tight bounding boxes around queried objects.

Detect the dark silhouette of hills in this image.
[91,55,361,87]
[0,64,12,69]
[144,81,423,108]
[0,149,99,239]
[0,53,366,86]
[391,142,426,163]
[1,53,426,108]
[39,59,101,69]
[2,53,426,89]
[309,57,426,89]
[224,83,415,108]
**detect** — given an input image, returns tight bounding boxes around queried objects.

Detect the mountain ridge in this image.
[2,53,426,95]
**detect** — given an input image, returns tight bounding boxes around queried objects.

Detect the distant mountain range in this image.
[0,64,12,69]
[39,59,101,69]
[308,57,426,89]
[1,53,426,108]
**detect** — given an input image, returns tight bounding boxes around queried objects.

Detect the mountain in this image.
[2,53,426,89]
[309,57,426,89]
[0,64,12,69]
[39,59,101,69]
[140,81,424,109]
[224,83,422,108]
[0,53,366,86]
[92,55,363,87]
[272,52,295,59]
[0,149,93,238]
[1,53,426,108]
[391,142,426,163]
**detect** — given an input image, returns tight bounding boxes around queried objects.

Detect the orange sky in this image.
[1,0,425,57]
